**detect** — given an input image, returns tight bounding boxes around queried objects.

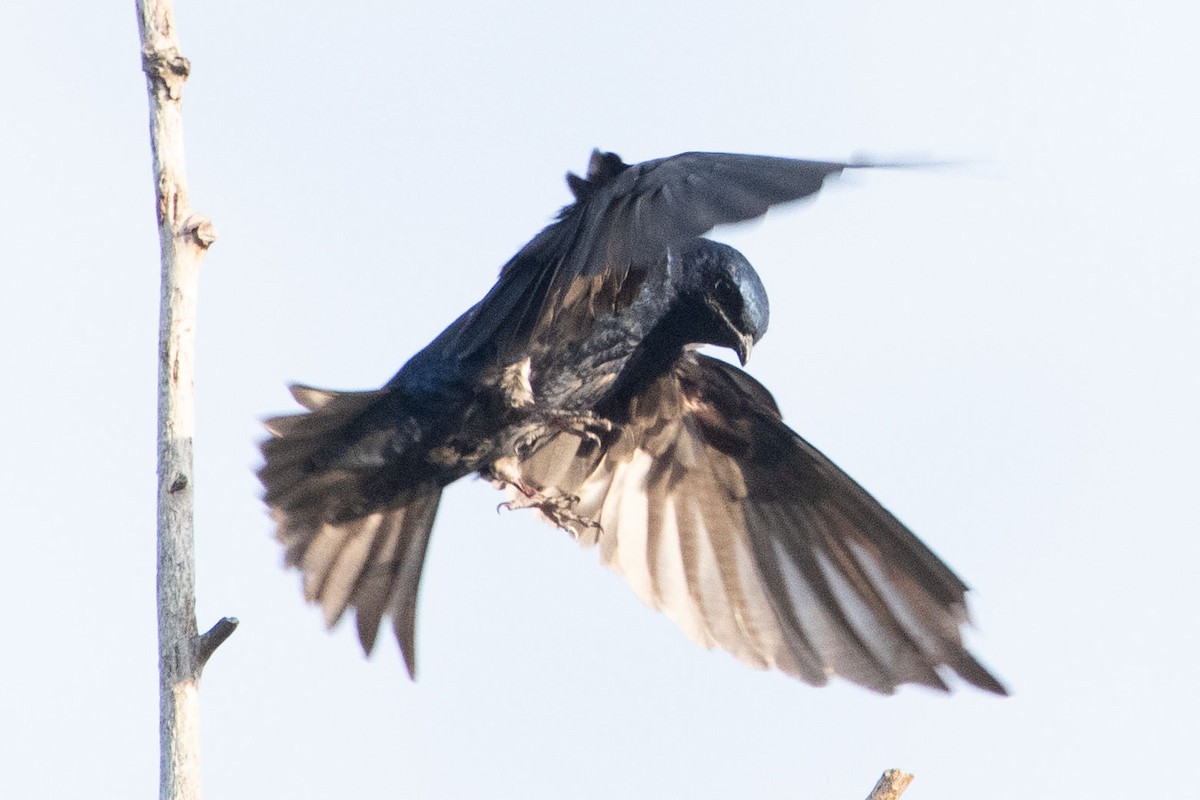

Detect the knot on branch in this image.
[182,214,217,249]
[142,45,191,100]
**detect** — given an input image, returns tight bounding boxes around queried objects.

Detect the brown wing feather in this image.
[508,353,1005,694]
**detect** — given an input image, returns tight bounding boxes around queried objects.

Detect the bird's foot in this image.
[496,479,600,536]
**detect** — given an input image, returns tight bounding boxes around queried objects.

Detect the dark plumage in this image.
[259,149,1005,694]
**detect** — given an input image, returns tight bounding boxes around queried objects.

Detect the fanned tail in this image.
[258,384,443,676]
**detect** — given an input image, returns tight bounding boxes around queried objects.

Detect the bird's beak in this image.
[735,333,754,366]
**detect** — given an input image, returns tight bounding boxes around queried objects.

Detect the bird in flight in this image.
[259,149,1005,695]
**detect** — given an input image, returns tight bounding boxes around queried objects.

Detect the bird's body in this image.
[260,150,1005,694]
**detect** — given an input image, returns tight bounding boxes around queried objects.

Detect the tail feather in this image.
[290,384,340,410]
[259,386,444,676]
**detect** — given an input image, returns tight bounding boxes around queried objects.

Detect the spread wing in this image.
[508,353,1005,694]
[451,151,861,361]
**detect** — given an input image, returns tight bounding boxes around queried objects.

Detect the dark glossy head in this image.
[674,239,770,365]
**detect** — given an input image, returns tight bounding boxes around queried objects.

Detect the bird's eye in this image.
[714,277,738,302]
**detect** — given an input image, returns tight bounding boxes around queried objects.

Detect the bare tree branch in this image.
[136,2,231,798]
[197,617,240,668]
[865,769,915,800]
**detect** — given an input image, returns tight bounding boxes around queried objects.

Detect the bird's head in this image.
[674,240,770,366]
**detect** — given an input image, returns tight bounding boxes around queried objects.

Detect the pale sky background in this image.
[2,2,1197,798]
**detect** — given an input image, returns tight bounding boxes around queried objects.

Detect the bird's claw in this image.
[497,480,599,536]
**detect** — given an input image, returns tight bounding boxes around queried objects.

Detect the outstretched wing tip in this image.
[956,654,1010,696]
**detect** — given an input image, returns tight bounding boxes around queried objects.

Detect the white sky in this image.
[2,2,1197,798]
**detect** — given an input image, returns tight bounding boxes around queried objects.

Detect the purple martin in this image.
[259,150,1005,694]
